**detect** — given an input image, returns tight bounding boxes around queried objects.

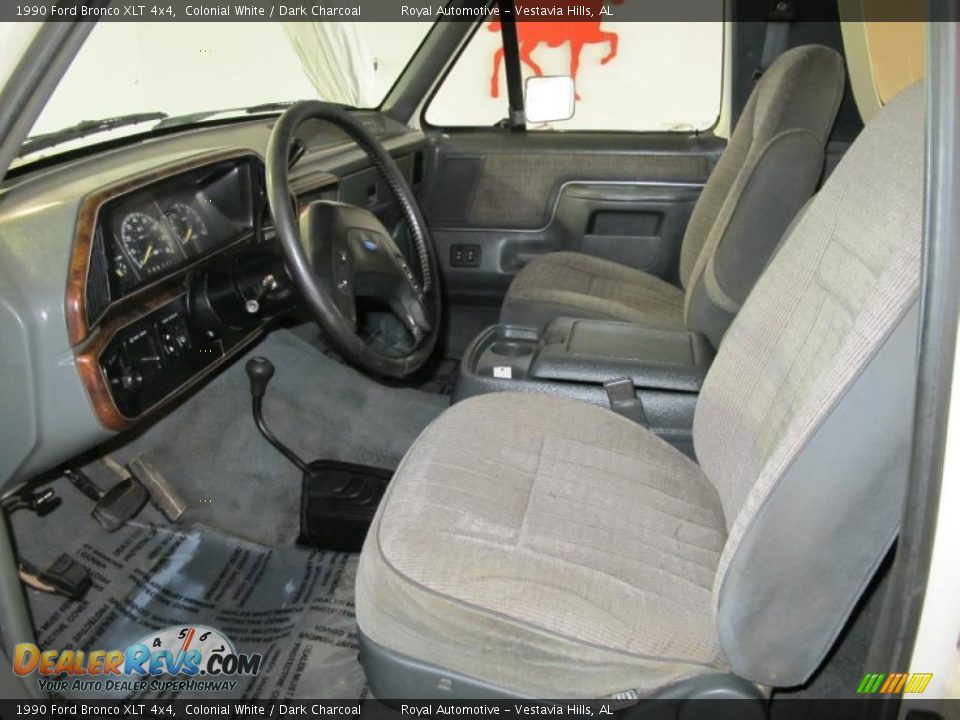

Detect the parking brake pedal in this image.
[1,487,61,516]
[64,466,147,532]
[19,554,92,600]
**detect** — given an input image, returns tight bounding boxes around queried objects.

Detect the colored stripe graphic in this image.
[904,673,933,694]
[857,673,885,694]
[880,673,902,693]
[856,672,932,694]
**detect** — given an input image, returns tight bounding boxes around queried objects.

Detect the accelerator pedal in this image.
[128,455,187,522]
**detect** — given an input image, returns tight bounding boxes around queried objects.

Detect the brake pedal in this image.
[65,465,147,532]
[94,478,148,532]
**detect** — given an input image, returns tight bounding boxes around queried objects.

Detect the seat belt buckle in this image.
[603,377,648,427]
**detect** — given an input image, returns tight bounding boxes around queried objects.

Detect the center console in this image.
[453,318,715,455]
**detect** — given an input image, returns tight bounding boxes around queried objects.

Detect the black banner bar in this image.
[0,0,944,23]
[0,698,953,720]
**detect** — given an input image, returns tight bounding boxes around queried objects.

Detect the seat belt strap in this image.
[753,2,795,80]
[496,0,526,130]
[603,378,648,427]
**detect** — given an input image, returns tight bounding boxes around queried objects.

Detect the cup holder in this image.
[489,340,533,358]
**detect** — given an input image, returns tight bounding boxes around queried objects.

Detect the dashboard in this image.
[0,111,426,490]
[72,153,276,429]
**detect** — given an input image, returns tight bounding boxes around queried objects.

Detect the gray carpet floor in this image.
[99,327,449,547]
[8,326,448,698]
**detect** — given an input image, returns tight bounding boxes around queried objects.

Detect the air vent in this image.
[85,227,111,327]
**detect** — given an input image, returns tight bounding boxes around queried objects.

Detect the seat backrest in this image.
[681,45,846,346]
[693,82,924,687]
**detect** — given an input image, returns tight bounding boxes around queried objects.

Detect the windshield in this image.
[7,21,433,166]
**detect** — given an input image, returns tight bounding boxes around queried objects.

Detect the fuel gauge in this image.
[111,252,130,281]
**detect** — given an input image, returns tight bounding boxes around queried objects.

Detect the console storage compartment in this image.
[454,318,714,454]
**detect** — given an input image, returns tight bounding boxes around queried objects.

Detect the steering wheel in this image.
[266,101,441,378]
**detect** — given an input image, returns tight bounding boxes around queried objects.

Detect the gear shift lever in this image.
[246,356,275,399]
[245,357,311,475]
[245,355,393,552]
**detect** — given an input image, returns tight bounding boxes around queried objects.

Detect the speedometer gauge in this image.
[119,212,178,274]
[164,203,208,250]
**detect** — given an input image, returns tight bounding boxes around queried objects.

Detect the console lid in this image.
[530,318,714,392]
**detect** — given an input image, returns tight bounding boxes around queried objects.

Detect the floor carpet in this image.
[9,326,449,698]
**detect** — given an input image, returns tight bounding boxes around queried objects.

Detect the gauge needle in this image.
[141,244,154,266]
[184,227,193,244]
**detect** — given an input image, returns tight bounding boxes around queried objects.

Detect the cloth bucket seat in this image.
[500,45,846,347]
[357,83,923,698]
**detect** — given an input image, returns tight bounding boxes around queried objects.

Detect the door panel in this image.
[548,183,703,276]
[420,131,723,302]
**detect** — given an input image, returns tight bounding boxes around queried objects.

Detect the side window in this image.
[426,20,723,132]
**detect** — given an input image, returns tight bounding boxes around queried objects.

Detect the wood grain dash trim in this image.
[74,289,182,431]
[75,289,263,432]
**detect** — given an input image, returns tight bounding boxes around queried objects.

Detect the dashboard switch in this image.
[120,370,143,393]
[98,295,230,419]
[159,315,190,358]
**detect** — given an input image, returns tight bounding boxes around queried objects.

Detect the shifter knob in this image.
[245,357,275,399]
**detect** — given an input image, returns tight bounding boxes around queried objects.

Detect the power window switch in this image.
[450,244,481,268]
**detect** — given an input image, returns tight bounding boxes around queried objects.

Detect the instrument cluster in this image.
[98,157,262,300]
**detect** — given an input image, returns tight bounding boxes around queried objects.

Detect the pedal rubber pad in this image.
[92,478,148,532]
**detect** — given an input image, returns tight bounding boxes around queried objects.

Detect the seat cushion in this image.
[356,393,728,698]
[500,252,685,329]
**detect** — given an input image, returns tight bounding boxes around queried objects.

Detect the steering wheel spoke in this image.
[266,101,441,377]
[388,288,432,348]
[332,270,358,331]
